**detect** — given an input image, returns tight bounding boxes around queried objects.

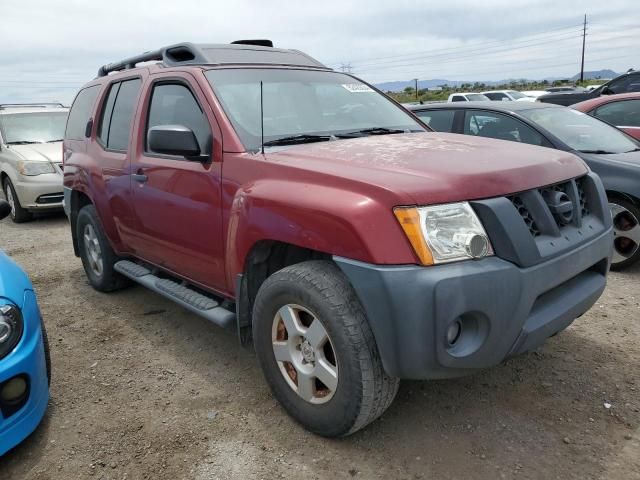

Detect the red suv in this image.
[63,41,613,437]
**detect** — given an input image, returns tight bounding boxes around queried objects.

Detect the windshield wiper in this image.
[46,139,63,143]
[343,127,407,136]
[578,149,616,154]
[7,140,40,145]
[262,134,335,147]
[624,147,640,153]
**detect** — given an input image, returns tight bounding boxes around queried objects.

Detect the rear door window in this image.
[594,100,640,127]
[414,110,456,132]
[102,78,141,151]
[146,83,212,155]
[451,95,465,102]
[66,85,100,140]
[97,82,120,146]
[464,110,545,145]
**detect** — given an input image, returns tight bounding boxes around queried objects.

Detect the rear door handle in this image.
[132,169,148,183]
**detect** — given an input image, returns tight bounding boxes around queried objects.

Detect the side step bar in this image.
[114,260,235,329]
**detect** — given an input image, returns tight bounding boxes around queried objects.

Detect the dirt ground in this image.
[0,213,638,480]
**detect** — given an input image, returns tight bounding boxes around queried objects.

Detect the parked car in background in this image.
[538,70,640,106]
[0,104,68,223]
[522,90,548,99]
[586,84,604,91]
[0,199,51,456]
[63,40,612,437]
[447,92,490,102]
[572,92,640,140]
[408,101,640,269]
[482,90,534,102]
[545,86,584,93]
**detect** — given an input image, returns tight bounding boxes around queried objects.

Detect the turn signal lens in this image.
[394,207,434,265]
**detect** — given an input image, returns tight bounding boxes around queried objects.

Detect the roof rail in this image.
[96,41,328,77]
[0,103,66,110]
[97,49,163,77]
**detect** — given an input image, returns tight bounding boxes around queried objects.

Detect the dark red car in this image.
[572,92,640,140]
[62,41,612,437]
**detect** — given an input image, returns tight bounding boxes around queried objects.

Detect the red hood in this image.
[265,132,587,205]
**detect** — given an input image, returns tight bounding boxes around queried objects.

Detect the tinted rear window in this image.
[106,79,141,151]
[66,85,99,140]
[414,110,455,132]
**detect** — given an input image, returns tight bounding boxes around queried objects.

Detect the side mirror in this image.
[601,86,613,95]
[0,200,11,221]
[148,125,201,157]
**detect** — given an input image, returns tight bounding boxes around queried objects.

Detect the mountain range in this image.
[374,70,620,92]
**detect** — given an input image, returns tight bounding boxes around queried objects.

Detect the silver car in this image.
[0,104,68,222]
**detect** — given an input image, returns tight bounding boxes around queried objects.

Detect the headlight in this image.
[17,161,56,176]
[394,202,493,265]
[0,305,24,359]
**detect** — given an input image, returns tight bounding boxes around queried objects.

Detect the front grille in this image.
[508,176,590,238]
[511,195,540,237]
[576,177,589,217]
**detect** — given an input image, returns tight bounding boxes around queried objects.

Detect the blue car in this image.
[0,200,50,456]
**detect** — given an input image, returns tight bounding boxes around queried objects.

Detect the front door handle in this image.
[132,170,148,183]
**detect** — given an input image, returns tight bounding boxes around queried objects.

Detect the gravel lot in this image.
[0,213,638,480]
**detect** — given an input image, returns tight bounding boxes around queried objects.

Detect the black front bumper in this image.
[334,226,612,380]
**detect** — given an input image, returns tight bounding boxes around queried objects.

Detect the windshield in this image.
[0,111,68,144]
[508,91,527,100]
[520,107,639,154]
[205,69,425,151]
[466,94,490,101]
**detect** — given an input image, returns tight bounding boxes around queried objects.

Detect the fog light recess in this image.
[446,320,462,346]
[445,312,490,358]
[1,376,28,404]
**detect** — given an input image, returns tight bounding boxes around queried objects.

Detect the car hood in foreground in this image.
[7,142,62,163]
[538,91,593,106]
[266,132,588,205]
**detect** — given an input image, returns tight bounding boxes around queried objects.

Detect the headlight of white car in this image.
[394,202,494,265]
[17,161,56,176]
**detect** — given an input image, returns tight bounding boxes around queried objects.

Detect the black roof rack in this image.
[97,41,329,77]
[0,103,66,110]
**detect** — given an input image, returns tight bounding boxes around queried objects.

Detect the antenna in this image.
[260,81,265,155]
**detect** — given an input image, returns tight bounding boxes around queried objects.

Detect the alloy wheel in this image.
[4,184,15,218]
[610,202,640,265]
[83,224,104,277]
[271,304,338,404]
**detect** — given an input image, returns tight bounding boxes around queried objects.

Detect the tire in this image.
[76,205,130,292]
[252,260,399,437]
[3,177,33,223]
[41,321,51,386]
[608,196,640,270]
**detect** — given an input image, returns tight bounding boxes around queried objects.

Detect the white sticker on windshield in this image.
[342,83,374,93]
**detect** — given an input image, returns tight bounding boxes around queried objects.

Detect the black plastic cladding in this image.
[97,42,329,77]
[471,172,610,268]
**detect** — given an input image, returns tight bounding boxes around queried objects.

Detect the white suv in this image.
[0,104,68,222]
[447,93,490,102]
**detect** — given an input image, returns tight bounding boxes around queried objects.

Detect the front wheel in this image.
[252,260,399,437]
[609,197,640,270]
[3,177,32,223]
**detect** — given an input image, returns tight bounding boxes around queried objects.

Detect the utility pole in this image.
[414,78,418,101]
[580,14,587,83]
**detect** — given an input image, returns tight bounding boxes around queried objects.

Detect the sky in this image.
[0,0,638,104]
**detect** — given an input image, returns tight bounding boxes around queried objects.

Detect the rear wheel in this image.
[253,260,399,437]
[77,205,130,292]
[609,197,640,270]
[2,177,32,223]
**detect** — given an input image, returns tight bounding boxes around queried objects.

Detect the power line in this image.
[327,22,585,67]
